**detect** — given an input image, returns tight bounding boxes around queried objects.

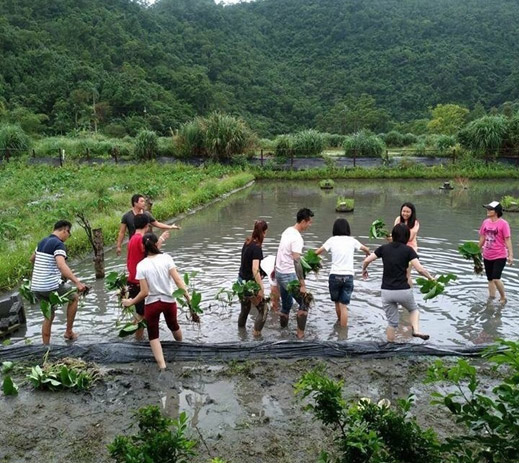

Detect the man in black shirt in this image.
[362,224,434,342]
[116,194,180,255]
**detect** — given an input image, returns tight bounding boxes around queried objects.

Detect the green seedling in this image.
[416,273,457,300]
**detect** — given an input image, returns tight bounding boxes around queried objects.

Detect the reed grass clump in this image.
[343,130,385,158]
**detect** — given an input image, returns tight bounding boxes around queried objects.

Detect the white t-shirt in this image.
[275,226,304,274]
[135,253,177,305]
[322,236,362,275]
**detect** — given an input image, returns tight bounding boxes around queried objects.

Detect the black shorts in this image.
[483,258,507,281]
[128,282,145,316]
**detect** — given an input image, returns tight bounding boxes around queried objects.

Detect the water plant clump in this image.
[172,271,203,323]
[335,196,354,212]
[458,241,483,274]
[319,179,335,189]
[300,249,322,278]
[27,357,102,391]
[369,218,389,239]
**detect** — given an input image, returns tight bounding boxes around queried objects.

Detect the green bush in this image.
[175,117,206,158]
[402,132,418,146]
[292,129,325,157]
[295,367,442,463]
[323,133,346,148]
[426,339,519,463]
[157,137,176,157]
[436,134,456,154]
[274,134,294,158]
[343,130,385,158]
[204,111,254,160]
[458,115,509,158]
[0,124,31,157]
[384,130,405,147]
[134,129,158,160]
[108,406,197,463]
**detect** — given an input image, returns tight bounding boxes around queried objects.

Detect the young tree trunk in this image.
[93,228,105,279]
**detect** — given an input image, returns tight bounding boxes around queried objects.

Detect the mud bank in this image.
[0,355,497,463]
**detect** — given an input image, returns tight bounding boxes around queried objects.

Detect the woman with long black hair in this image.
[237,220,269,336]
[122,233,191,370]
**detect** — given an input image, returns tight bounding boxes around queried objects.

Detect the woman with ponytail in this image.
[237,220,269,336]
[122,233,190,370]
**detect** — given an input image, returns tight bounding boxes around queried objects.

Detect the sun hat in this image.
[483,201,500,210]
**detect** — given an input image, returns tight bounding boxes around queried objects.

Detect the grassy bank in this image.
[0,161,253,290]
[252,161,519,179]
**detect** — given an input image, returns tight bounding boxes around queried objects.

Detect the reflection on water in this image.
[18,179,519,346]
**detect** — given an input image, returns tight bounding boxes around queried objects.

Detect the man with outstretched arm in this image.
[275,208,314,339]
[30,220,87,344]
[116,193,180,256]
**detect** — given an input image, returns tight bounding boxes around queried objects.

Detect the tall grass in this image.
[134,129,158,160]
[204,112,255,160]
[0,124,31,156]
[458,116,508,158]
[343,130,385,158]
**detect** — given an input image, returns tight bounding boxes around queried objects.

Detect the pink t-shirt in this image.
[479,218,511,260]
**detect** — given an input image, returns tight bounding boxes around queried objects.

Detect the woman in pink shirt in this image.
[479,201,513,303]
[394,202,419,286]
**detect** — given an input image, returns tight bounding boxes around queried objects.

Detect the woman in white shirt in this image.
[122,233,191,371]
[316,219,369,328]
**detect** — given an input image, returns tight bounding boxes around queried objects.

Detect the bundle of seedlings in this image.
[458,242,483,274]
[27,356,102,391]
[286,279,314,307]
[416,273,457,300]
[105,271,146,337]
[369,218,389,239]
[300,249,322,278]
[173,272,203,323]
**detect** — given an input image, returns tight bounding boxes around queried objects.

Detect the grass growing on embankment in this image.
[0,161,253,290]
[251,161,519,180]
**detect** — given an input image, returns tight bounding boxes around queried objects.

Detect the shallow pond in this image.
[17,179,519,346]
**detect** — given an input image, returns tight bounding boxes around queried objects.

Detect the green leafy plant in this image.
[319,179,335,189]
[231,279,261,302]
[458,241,483,274]
[295,367,442,463]
[26,357,100,391]
[286,279,314,306]
[416,273,457,300]
[134,129,158,160]
[19,278,36,304]
[426,339,519,463]
[2,361,14,374]
[2,375,19,396]
[369,219,389,239]
[118,320,147,338]
[343,130,386,158]
[19,280,77,319]
[0,123,31,157]
[500,195,519,211]
[300,249,322,278]
[108,406,197,463]
[172,272,202,322]
[335,196,354,212]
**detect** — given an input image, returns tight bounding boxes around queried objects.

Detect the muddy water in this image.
[17,179,519,346]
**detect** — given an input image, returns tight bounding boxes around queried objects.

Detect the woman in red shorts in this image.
[122,233,191,370]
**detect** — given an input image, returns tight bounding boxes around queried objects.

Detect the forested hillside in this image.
[1,0,518,136]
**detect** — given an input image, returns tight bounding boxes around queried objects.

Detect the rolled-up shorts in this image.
[381,289,418,328]
[33,283,76,311]
[144,300,179,341]
[328,274,354,304]
[484,258,507,281]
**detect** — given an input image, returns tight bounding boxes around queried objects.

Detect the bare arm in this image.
[122,278,149,307]
[170,267,190,302]
[505,236,513,265]
[55,255,85,291]
[157,231,170,249]
[315,246,325,256]
[252,259,265,298]
[478,234,485,250]
[360,244,370,256]
[151,220,180,231]
[410,258,434,279]
[116,223,127,256]
[362,252,378,279]
[30,252,35,264]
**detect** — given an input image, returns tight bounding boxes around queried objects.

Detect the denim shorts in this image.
[328,274,354,304]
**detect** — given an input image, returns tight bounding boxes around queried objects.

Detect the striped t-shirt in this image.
[30,235,67,292]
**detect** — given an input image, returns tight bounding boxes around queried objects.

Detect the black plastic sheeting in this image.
[0,340,491,364]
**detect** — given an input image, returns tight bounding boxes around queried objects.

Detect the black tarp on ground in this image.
[0,341,490,364]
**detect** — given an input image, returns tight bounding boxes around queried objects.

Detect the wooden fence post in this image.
[93,228,105,279]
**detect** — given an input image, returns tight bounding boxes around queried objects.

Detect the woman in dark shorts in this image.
[479,201,513,303]
[122,233,191,370]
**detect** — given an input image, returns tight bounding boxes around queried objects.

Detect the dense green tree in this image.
[427,104,469,136]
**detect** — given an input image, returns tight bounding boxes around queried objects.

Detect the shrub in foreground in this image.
[0,124,31,157]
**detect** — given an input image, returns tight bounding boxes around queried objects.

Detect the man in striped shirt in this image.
[30,220,86,344]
